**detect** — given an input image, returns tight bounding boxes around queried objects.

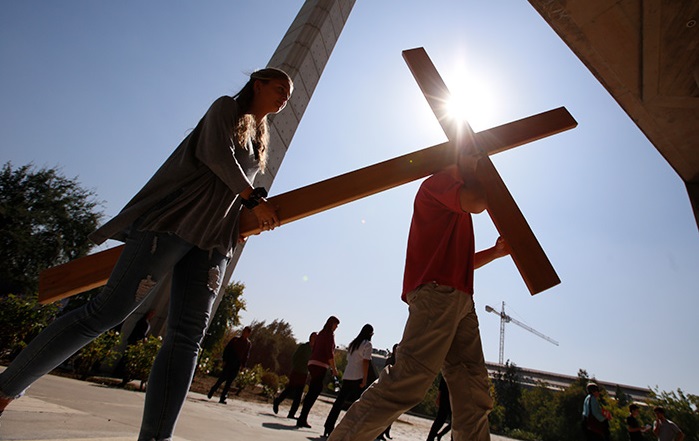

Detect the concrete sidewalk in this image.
[0,369,514,441]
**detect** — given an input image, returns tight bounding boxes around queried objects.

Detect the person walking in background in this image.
[296,316,340,430]
[0,66,293,440]
[426,376,452,441]
[377,344,399,441]
[652,406,684,441]
[326,152,511,441]
[626,403,649,441]
[582,383,608,441]
[208,326,252,404]
[323,324,374,437]
[126,309,156,347]
[116,309,157,385]
[273,332,317,419]
[436,421,452,441]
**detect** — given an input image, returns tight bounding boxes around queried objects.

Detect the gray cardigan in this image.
[89,96,260,256]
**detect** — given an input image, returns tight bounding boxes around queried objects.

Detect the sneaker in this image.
[296,420,312,429]
[219,399,227,404]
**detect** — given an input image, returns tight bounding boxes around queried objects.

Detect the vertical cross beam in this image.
[403,47,565,295]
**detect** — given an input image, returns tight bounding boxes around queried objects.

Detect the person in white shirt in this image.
[323,324,374,438]
[653,406,684,441]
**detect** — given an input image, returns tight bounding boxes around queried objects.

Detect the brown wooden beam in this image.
[38,246,124,304]
[38,106,575,304]
[402,47,572,295]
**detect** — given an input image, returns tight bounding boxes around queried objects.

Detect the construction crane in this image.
[484,301,559,365]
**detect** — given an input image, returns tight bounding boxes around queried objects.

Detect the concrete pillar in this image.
[231,0,357,271]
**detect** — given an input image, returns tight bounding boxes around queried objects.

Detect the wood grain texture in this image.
[38,105,575,304]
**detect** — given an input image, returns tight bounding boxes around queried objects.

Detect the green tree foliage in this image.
[334,349,349,379]
[0,162,102,295]
[489,395,506,433]
[649,388,699,440]
[492,367,694,441]
[553,369,591,441]
[234,364,264,395]
[0,294,60,359]
[614,384,630,408]
[246,319,297,374]
[201,282,246,353]
[260,370,281,399]
[521,381,561,441]
[493,361,525,431]
[123,335,163,391]
[69,330,121,380]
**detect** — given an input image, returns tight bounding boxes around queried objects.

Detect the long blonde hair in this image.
[233,68,292,173]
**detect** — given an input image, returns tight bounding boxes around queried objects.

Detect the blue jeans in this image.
[0,225,228,441]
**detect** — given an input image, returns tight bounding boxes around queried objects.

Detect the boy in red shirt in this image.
[328,154,509,441]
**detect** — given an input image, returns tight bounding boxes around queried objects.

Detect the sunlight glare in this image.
[445,66,499,131]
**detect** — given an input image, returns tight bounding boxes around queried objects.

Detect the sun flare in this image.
[444,67,499,131]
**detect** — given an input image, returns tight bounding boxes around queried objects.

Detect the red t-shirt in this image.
[308,328,335,368]
[402,171,475,301]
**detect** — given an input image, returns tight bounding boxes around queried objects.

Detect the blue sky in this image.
[2,1,698,396]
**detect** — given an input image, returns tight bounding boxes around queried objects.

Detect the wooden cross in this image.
[38,48,576,304]
[402,47,564,295]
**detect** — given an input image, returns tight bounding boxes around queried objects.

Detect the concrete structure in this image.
[354,348,651,403]
[486,361,652,403]
[526,0,699,230]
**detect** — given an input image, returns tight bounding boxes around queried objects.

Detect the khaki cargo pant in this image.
[327,283,492,441]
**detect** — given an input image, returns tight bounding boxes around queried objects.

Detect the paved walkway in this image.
[0,368,514,441]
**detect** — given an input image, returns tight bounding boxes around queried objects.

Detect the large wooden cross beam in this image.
[402,47,564,295]
[38,52,576,304]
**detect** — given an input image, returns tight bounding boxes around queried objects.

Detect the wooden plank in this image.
[38,246,123,304]
[403,47,571,294]
[38,108,576,304]
[239,108,575,235]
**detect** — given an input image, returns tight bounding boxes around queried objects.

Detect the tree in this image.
[521,381,562,441]
[334,348,349,377]
[614,384,630,408]
[123,335,163,391]
[555,369,593,441]
[201,282,246,352]
[0,293,60,359]
[649,387,699,441]
[493,361,526,431]
[0,162,102,295]
[69,329,121,380]
[246,319,297,374]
